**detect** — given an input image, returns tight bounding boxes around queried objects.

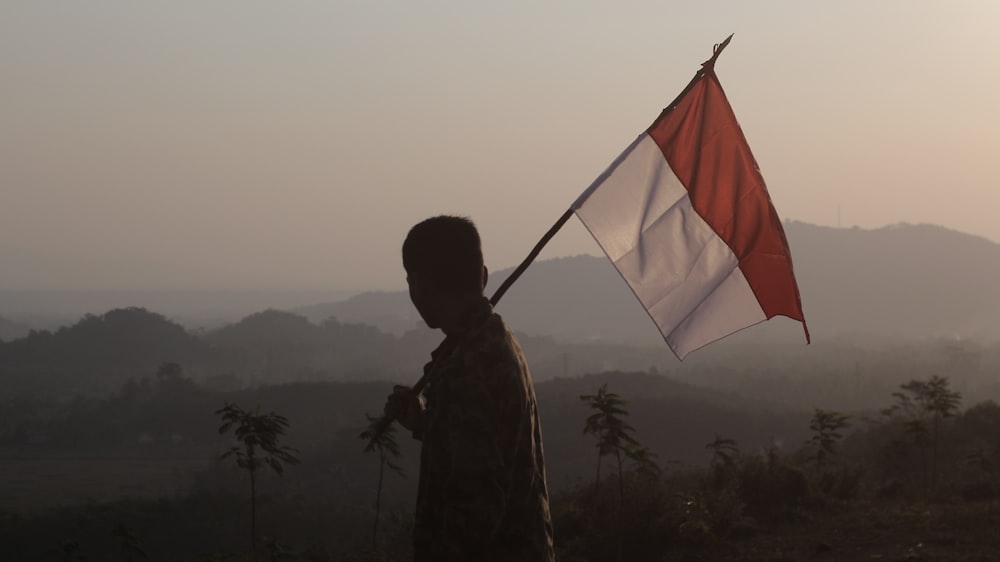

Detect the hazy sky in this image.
[2,2,998,291]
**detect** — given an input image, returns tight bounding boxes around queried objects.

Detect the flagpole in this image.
[489,208,575,306]
[367,208,577,444]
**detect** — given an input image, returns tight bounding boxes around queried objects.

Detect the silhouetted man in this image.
[385,215,555,562]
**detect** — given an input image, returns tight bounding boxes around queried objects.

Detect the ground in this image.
[709,498,1000,562]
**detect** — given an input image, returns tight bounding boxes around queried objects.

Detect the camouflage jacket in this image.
[413,297,555,562]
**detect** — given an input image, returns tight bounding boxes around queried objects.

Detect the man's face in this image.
[406,271,440,329]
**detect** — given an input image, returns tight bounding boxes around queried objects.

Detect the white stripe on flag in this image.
[573,133,766,358]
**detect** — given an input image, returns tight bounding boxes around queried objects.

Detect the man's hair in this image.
[402,215,484,295]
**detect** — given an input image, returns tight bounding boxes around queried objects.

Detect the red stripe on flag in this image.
[646,71,808,332]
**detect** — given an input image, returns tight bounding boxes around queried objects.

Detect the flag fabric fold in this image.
[572,58,808,359]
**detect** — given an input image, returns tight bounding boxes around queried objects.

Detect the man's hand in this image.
[384,385,423,432]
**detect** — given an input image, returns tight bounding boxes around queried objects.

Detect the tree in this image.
[580,384,645,562]
[581,384,640,499]
[54,539,86,562]
[216,402,300,562]
[705,435,739,489]
[706,435,739,469]
[154,361,197,398]
[360,412,405,552]
[111,525,147,562]
[883,375,961,490]
[628,445,661,482]
[807,408,851,471]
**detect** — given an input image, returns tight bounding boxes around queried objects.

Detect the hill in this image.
[0,308,209,398]
[787,222,1000,340]
[0,304,684,399]
[0,315,29,342]
[296,222,1000,345]
[201,308,405,384]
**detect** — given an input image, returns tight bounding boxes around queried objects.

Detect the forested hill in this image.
[0,306,682,399]
[4,303,1000,418]
[0,308,207,398]
[0,308,400,399]
[297,221,1000,344]
[0,315,29,342]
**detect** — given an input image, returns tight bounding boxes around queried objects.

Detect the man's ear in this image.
[482,265,489,291]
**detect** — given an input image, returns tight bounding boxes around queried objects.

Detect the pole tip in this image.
[702,33,734,70]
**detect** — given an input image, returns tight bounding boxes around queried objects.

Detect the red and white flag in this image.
[572,39,809,359]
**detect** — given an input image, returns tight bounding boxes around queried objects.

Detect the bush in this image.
[817,464,866,500]
[737,455,808,520]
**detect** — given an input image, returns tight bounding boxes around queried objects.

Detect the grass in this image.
[0,446,212,512]
[704,498,1000,562]
[5,450,1000,561]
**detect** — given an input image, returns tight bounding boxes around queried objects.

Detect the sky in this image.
[2,1,998,292]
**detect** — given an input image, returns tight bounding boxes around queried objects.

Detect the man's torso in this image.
[414,299,555,562]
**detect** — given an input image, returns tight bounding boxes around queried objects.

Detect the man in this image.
[385,215,555,562]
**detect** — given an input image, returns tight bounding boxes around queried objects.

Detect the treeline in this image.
[0,307,679,400]
[0,308,410,399]
[4,307,1000,418]
[6,358,1000,491]
[1,368,807,482]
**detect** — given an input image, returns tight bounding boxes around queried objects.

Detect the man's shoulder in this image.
[474,312,520,350]
[460,312,527,371]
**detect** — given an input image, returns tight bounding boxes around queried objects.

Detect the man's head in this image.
[402,215,487,330]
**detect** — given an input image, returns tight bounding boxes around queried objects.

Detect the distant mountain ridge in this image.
[786,222,1000,341]
[297,222,1000,344]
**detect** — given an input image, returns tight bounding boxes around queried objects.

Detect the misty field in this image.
[0,447,212,512]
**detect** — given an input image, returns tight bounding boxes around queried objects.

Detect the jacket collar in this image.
[430,296,493,362]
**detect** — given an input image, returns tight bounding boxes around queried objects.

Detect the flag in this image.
[572,38,809,359]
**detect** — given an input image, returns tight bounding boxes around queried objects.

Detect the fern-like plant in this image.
[216,402,299,562]
[360,412,405,552]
